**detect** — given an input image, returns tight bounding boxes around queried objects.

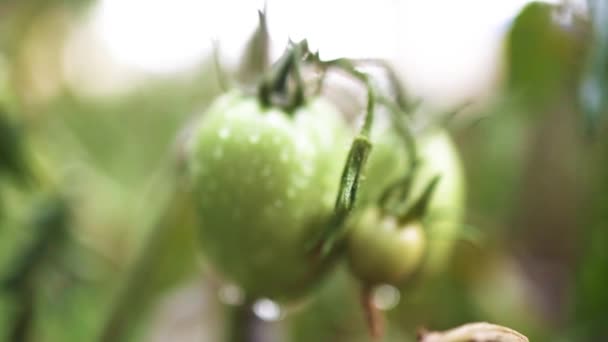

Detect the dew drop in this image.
[253,298,283,321]
[372,284,401,311]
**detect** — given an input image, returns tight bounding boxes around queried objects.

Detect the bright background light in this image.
[71,0,563,104]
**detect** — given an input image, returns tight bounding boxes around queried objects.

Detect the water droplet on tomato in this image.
[253,298,283,321]
[372,284,400,311]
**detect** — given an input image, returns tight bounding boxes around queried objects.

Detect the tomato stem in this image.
[360,284,384,340]
[98,177,198,342]
[306,57,381,256]
[378,166,416,214]
[348,58,415,113]
[319,134,372,256]
[257,40,308,113]
[288,41,306,111]
[376,95,418,171]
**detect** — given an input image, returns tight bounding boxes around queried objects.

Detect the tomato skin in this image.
[347,207,426,285]
[415,130,466,275]
[188,91,350,301]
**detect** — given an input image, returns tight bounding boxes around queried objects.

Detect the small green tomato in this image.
[347,207,426,286]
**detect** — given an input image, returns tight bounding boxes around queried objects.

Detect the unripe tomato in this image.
[188,90,350,301]
[348,127,465,284]
[347,207,426,285]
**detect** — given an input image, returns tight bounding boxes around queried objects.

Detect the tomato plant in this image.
[343,112,466,337]
[186,18,466,342]
[185,31,386,304]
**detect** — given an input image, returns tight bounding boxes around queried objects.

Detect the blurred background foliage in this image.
[0,0,607,341]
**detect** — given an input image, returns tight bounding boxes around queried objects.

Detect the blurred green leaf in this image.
[506,2,585,110]
[2,194,69,291]
[237,10,271,85]
[579,0,608,134]
[0,110,30,186]
[98,181,200,342]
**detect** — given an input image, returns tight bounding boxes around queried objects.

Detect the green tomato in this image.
[347,207,426,286]
[188,91,350,301]
[348,128,465,284]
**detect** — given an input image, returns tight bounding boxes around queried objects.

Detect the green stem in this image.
[318,134,372,256]
[257,40,308,111]
[312,58,377,257]
[97,179,197,342]
[360,284,383,341]
[378,167,416,214]
[376,95,418,171]
[9,286,34,342]
[287,44,306,112]
[349,58,413,112]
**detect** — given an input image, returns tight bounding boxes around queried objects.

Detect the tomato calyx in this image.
[257,40,308,113]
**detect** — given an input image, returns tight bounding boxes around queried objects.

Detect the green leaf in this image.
[237,10,271,85]
[0,110,30,186]
[579,0,608,134]
[506,2,583,109]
